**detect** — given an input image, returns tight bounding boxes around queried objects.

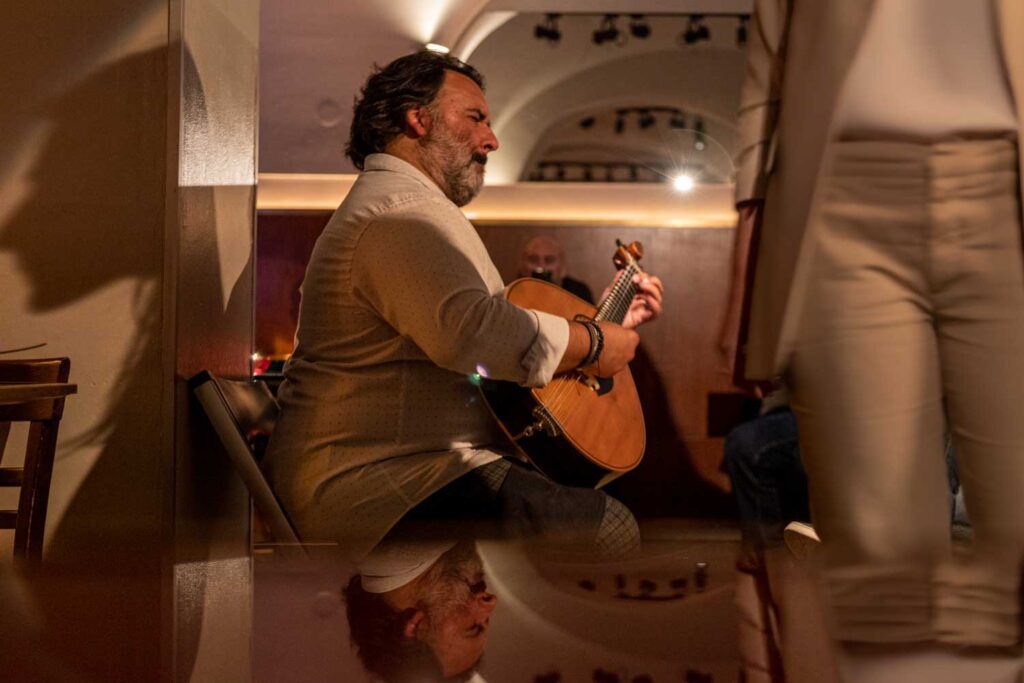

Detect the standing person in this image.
[263,51,663,563]
[723,1,1024,680]
[518,234,595,304]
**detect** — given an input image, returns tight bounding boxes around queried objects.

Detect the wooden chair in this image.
[189,370,303,552]
[0,357,74,562]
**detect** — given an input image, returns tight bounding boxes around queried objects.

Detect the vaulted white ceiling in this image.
[259,0,753,181]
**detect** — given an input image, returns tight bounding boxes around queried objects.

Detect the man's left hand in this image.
[621,273,663,329]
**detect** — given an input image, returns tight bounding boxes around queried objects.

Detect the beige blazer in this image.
[735,0,1024,379]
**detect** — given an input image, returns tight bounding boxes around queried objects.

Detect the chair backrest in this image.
[0,357,71,562]
[189,370,302,547]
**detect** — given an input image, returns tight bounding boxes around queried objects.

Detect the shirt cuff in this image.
[521,310,570,387]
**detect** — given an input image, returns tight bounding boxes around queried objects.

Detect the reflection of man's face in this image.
[519,236,565,281]
[417,542,496,677]
[420,72,499,207]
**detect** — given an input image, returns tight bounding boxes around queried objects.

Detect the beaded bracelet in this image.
[580,320,604,368]
[578,321,597,367]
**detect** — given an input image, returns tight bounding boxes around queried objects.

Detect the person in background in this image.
[518,235,595,304]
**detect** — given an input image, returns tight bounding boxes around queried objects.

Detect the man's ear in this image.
[405,106,431,138]
[402,608,426,639]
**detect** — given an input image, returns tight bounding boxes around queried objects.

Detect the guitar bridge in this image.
[511,405,562,441]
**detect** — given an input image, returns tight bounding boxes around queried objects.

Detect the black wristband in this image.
[580,320,604,367]
[579,321,597,368]
[589,321,604,366]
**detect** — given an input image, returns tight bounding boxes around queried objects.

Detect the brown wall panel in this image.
[256,212,332,357]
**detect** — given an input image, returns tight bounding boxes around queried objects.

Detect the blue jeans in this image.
[723,408,809,549]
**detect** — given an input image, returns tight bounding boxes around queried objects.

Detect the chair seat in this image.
[0,358,73,563]
[190,370,303,552]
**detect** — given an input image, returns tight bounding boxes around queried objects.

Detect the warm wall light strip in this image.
[257,173,739,228]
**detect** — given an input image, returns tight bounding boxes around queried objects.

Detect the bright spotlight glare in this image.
[673,174,695,192]
[425,43,450,54]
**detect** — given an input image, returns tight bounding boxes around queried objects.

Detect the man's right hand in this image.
[584,321,639,378]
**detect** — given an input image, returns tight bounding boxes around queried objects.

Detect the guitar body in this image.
[479,278,646,488]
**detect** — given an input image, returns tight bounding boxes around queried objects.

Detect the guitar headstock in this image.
[613,240,644,270]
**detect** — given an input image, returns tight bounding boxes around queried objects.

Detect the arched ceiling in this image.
[259,0,752,176]
[472,36,745,182]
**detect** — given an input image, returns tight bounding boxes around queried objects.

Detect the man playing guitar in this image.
[263,51,662,561]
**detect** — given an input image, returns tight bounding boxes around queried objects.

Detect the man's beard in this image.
[416,541,486,631]
[422,121,486,207]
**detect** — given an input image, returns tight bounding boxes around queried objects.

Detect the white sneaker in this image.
[783,521,820,560]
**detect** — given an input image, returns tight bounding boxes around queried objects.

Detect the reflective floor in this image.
[253,519,742,683]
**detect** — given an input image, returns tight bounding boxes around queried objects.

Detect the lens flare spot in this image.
[673,174,695,193]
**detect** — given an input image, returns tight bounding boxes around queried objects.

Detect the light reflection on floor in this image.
[253,520,742,683]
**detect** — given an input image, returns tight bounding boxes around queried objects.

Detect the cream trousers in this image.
[789,138,1024,647]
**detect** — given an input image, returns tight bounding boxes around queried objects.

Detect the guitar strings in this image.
[544,263,643,422]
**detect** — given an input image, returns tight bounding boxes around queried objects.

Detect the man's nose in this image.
[482,127,499,153]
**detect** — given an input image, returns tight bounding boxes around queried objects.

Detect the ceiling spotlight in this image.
[673,174,696,192]
[578,116,596,129]
[592,14,621,46]
[669,110,687,129]
[694,117,707,151]
[534,13,562,44]
[697,17,711,41]
[638,110,656,129]
[425,43,450,54]
[682,15,711,45]
[736,16,748,46]
[629,14,651,39]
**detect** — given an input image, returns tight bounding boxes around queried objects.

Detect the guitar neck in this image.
[593,261,642,324]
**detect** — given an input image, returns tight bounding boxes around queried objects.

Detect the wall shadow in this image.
[0,44,171,681]
[0,40,252,679]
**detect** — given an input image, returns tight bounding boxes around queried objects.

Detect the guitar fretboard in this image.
[593,262,642,324]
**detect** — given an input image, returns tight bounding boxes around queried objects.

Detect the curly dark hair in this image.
[346,51,486,170]
[343,574,444,682]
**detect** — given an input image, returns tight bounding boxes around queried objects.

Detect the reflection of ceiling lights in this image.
[592,14,621,46]
[682,15,711,45]
[534,13,561,44]
[694,117,707,151]
[629,14,651,39]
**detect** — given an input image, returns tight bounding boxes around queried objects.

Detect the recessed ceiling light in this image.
[673,174,695,192]
[425,43,450,54]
